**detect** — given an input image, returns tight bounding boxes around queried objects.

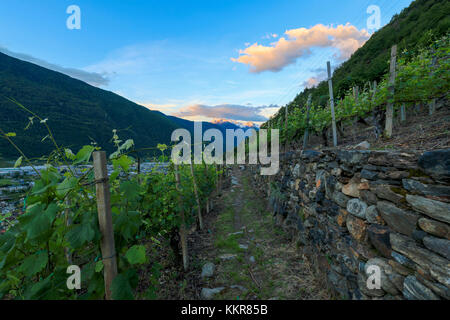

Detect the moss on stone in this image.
[408,168,429,178]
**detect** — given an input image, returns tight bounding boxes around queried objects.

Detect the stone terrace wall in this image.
[249,149,450,300]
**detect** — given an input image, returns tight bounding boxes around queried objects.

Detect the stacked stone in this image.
[249,149,450,300]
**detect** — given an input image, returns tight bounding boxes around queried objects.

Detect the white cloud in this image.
[232,23,370,73]
[173,104,279,122]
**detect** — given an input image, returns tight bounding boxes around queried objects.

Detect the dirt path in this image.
[187,166,331,300]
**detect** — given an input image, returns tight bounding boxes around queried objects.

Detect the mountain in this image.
[0,52,257,160]
[0,51,183,159]
[167,115,257,135]
[274,0,449,114]
[167,115,258,149]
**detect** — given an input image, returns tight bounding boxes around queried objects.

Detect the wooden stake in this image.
[302,94,312,150]
[64,198,72,264]
[93,151,117,300]
[429,99,436,116]
[400,105,406,122]
[353,86,359,103]
[385,45,397,138]
[137,156,141,175]
[189,161,203,230]
[203,163,210,214]
[174,164,188,271]
[216,164,222,193]
[285,104,289,152]
[372,81,378,100]
[137,156,141,184]
[429,55,437,116]
[327,61,338,147]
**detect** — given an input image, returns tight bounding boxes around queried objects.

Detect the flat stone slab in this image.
[219,253,237,261]
[201,262,215,278]
[201,287,225,300]
[227,231,244,237]
[406,195,450,224]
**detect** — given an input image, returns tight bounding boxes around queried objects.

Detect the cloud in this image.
[262,33,279,39]
[173,104,278,122]
[302,69,329,89]
[211,118,258,128]
[232,23,369,73]
[0,47,109,86]
[301,65,337,89]
[302,76,321,89]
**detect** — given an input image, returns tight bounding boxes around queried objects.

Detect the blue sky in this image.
[0,0,413,125]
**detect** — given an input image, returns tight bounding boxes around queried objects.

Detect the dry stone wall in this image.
[249,148,450,300]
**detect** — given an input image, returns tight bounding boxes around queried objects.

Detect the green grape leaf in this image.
[95,261,104,273]
[120,180,141,201]
[56,177,78,199]
[114,211,142,241]
[18,251,48,276]
[74,145,95,165]
[113,155,133,172]
[20,203,58,240]
[24,274,53,300]
[125,245,146,265]
[119,139,134,151]
[65,148,76,160]
[66,223,95,249]
[14,156,23,168]
[111,273,134,300]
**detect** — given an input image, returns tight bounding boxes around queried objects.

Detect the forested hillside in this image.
[0,52,185,159]
[269,0,449,118]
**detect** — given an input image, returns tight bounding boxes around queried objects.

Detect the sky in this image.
[0,0,414,126]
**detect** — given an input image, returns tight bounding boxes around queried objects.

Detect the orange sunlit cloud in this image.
[232,23,370,73]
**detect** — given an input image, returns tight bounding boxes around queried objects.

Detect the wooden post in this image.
[385,44,397,138]
[284,104,289,152]
[429,100,435,116]
[189,161,203,230]
[302,94,312,150]
[371,80,378,132]
[216,164,222,193]
[64,198,72,264]
[429,55,437,116]
[137,156,141,175]
[400,105,406,122]
[93,151,117,300]
[174,164,188,271]
[203,163,210,214]
[353,86,359,103]
[372,81,377,100]
[137,156,141,184]
[327,61,338,147]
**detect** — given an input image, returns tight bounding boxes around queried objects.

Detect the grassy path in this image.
[195,166,330,300]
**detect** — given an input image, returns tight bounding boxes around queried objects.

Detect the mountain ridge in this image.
[0,51,256,160]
